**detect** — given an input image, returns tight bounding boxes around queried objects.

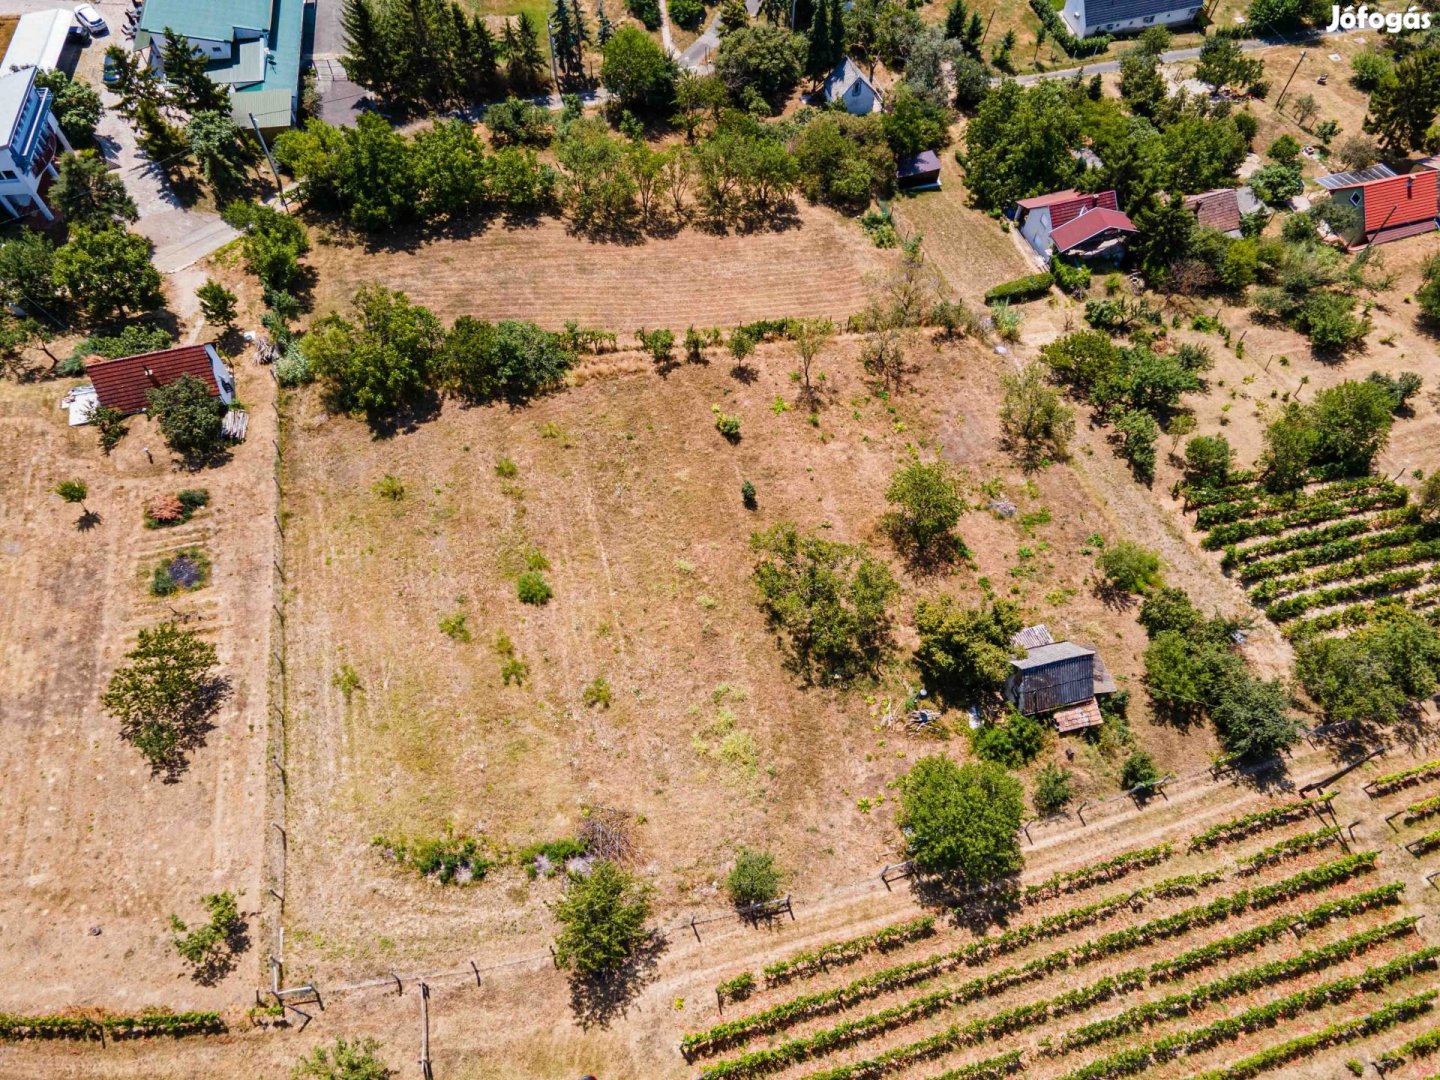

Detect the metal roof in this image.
[1010,641,1095,671]
[1313,164,1396,190]
[897,150,941,179]
[1011,624,1056,651]
[2,10,72,74]
[1084,0,1194,25]
[139,0,273,42]
[0,67,37,149]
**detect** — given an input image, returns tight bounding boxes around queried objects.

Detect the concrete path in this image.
[679,0,764,70]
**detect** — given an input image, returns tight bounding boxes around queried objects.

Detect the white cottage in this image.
[0,66,74,222]
[823,58,880,115]
[1060,0,1201,37]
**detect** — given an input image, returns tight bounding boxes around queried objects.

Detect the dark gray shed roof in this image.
[1084,0,1193,25]
[1010,641,1095,671]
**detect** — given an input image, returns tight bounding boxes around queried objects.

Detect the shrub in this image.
[1121,750,1160,791]
[984,272,1054,304]
[291,1036,392,1080]
[92,404,128,453]
[713,406,742,441]
[149,549,210,597]
[373,474,405,501]
[1184,435,1234,487]
[670,0,704,28]
[582,676,612,708]
[884,458,966,560]
[726,848,783,908]
[897,755,1024,882]
[169,891,242,978]
[999,365,1074,468]
[439,610,471,642]
[972,710,1048,768]
[1033,763,1074,817]
[517,571,553,605]
[741,480,758,509]
[275,341,312,387]
[372,828,492,884]
[1097,539,1163,595]
[145,373,226,462]
[553,859,653,980]
[990,301,1023,342]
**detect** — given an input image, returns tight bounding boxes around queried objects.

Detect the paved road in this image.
[679,0,763,69]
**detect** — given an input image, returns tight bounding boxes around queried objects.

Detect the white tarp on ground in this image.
[3,10,72,74]
[60,384,97,426]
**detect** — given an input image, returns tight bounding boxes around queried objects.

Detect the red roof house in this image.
[1049,207,1137,258]
[1324,170,1438,248]
[84,344,235,416]
[1015,189,1125,260]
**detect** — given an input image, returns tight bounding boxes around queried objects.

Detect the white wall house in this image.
[823,58,880,116]
[0,66,73,222]
[1060,0,1201,37]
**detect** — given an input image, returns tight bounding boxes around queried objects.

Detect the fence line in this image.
[261,374,289,989]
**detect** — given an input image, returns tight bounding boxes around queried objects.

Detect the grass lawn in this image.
[0,17,19,61]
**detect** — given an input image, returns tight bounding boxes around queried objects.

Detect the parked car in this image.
[102,52,121,85]
[74,4,107,34]
[67,21,91,44]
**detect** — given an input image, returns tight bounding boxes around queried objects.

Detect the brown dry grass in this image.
[306,201,896,332]
[0,359,276,1014]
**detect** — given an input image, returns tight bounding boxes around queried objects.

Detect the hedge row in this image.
[1234,826,1342,875]
[984,272,1053,304]
[1193,991,1436,1080]
[1408,827,1440,856]
[1022,844,1172,903]
[1186,794,1333,851]
[1250,537,1440,605]
[1202,486,1410,550]
[0,1011,226,1042]
[1265,566,1438,622]
[755,915,936,988]
[1195,476,1389,530]
[1058,948,1440,1080]
[1378,1022,1440,1071]
[1237,521,1427,582]
[1056,916,1419,1052]
[1221,510,1415,569]
[686,867,1220,1059]
[1405,794,1440,825]
[1026,0,1112,56]
[1369,758,1440,797]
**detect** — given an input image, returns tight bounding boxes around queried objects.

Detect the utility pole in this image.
[1275,49,1306,109]
[249,113,288,211]
[418,983,433,1080]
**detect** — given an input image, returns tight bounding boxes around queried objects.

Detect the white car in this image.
[74,4,107,34]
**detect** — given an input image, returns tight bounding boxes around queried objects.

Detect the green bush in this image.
[1051,260,1091,295]
[553,859,653,980]
[373,474,404,500]
[1097,539,1163,594]
[1121,750,1160,791]
[581,676,612,708]
[741,480,758,509]
[669,0,704,28]
[713,406,741,441]
[984,272,1054,304]
[517,571,553,605]
[372,828,492,884]
[291,1036,392,1080]
[898,755,1024,882]
[1033,763,1074,817]
[726,848,783,908]
[972,710,1048,768]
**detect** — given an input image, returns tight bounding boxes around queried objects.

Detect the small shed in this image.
[83,344,235,417]
[896,150,941,191]
[1005,641,1097,715]
[823,58,880,116]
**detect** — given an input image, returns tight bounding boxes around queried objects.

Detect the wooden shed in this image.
[1005,641,1097,715]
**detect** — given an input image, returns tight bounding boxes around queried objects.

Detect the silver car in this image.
[74,4,108,34]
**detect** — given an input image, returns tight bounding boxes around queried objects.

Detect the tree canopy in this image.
[897,756,1024,883]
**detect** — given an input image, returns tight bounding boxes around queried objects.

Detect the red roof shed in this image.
[1050,207,1137,253]
[84,345,228,416]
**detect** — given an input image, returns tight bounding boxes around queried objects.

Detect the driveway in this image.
[678,0,763,69]
[308,0,371,126]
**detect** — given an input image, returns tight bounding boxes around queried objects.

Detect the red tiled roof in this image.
[1338,171,1439,234]
[85,345,220,415]
[1185,188,1242,234]
[1050,207,1137,253]
[1051,189,1118,228]
[1016,189,1081,211]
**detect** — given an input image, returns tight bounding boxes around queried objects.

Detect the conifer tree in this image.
[964,10,984,54]
[551,0,579,83]
[944,0,968,39]
[516,12,547,91]
[807,1,833,82]
[829,0,847,65]
[474,16,501,93]
[571,0,591,75]
[596,0,615,44]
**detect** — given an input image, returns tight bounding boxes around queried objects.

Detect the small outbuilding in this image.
[83,343,235,417]
[1183,186,1263,238]
[823,58,880,115]
[1317,169,1439,249]
[1004,625,1116,732]
[896,150,941,191]
[1013,189,1135,263]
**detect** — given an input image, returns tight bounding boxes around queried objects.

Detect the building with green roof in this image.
[135,0,305,131]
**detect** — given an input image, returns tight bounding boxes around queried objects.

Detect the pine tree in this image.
[503,19,524,88]
[551,0,578,83]
[794,0,815,31]
[944,0,968,39]
[451,4,480,100]
[596,0,615,44]
[571,0,591,76]
[339,0,385,95]
[807,0,832,83]
[474,16,501,94]
[759,0,786,24]
[516,12,547,92]
[964,10,984,54]
[828,0,846,66]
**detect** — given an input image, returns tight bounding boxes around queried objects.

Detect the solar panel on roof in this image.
[1314,164,1397,189]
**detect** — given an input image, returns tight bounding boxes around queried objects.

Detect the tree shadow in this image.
[568,931,667,1030]
[909,873,1022,934]
[730,362,759,384]
[189,912,252,986]
[132,673,231,784]
[1093,582,1139,613]
[77,509,102,531]
[364,389,443,438]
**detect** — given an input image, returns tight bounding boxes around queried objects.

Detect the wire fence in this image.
[262,369,289,992]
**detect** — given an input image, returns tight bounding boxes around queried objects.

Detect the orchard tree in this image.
[169,891,244,982]
[750,522,899,682]
[147,373,226,462]
[552,859,653,981]
[999,365,1074,468]
[897,756,1024,883]
[787,316,834,405]
[884,457,966,561]
[305,284,444,420]
[55,478,90,521]
[725,848,783,907]
[1296,610,1440,727]
[52,226,164,324]
[602,26,676,110]
[102,621,221,775]
[1033,763,1073,817]
[1260,402,1317,492]
[197,280,238,330]
[1096,539,1163,595]
[1183,434,1233,487]
[1309,379,1394,474]
[913,596,1023,702]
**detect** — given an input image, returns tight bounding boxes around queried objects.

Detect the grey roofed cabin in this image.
[1005,642,1098,715]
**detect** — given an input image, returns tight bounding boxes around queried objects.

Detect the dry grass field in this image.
[0,363,276,1013]
[307,201,896,332]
